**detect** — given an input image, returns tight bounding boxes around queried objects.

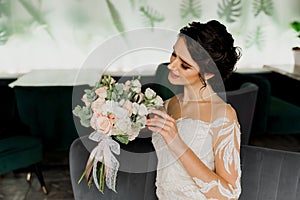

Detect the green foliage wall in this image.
[0,0,300,73]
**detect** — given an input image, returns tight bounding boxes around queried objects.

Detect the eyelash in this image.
[171,52,190,70]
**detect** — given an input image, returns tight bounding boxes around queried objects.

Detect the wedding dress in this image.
[152,104,241,200]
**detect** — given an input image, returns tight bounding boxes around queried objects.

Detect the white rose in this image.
[102,101,126,118]
[114,117,131,134]
[133,93,144,104]
[132,102,139,115]
[154,96,164,107]
[131,79,141,93]
[110,78,116,84]
[101,100,114,115]
[145,88,156,99]
[138,104,148,116]
[114,105,129,119]
[136,115,147,127]
[128,130,139,141]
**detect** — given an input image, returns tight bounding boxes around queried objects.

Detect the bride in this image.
[146,20,242,200]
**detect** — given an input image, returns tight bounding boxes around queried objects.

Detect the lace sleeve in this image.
[193,109,242,199]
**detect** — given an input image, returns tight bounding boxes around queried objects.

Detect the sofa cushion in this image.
[240,145,300,200]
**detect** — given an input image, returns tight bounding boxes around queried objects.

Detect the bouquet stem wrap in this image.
[85,131,120,192]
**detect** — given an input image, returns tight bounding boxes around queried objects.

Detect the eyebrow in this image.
[172,47,193,67]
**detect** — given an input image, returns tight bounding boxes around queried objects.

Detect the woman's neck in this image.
[182,84,216,102]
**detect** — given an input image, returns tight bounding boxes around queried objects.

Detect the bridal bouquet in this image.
[73,75,163,193]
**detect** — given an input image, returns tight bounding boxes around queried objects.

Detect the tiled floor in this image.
[0,134,300,200]
[0,151,74,200]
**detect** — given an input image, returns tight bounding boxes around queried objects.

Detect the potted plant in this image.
[290,21,300,66]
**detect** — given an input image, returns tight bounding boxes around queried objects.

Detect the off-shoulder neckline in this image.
[176,116,229,125]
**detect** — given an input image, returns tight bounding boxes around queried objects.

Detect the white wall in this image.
[0,0,299,74]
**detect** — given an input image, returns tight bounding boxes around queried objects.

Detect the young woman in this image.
[146,20,242,200]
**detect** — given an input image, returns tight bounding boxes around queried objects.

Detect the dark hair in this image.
[179,20,241,81]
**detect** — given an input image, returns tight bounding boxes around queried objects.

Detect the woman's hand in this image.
[146,109,186,153]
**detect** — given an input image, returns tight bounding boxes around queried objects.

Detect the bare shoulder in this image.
[213,102,238,122]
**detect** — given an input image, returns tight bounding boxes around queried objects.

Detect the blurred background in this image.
[0,0,300,74]
[1,1,300,199]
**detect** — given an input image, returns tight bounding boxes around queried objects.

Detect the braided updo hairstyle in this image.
[179,20,241,83]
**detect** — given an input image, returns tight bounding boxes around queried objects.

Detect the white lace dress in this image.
[152,115,241,200]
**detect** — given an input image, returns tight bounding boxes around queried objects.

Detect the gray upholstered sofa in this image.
[70,136,300,200]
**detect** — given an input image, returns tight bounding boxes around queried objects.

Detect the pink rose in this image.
[90,114,112,135]
[91,98,105,114]
[95,86,108,99]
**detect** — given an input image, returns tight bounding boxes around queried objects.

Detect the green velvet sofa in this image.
[224,72,300,136]
[0,80,47,194]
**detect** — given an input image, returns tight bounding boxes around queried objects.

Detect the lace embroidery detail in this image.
[152,106,242,199]
[193,177,241,199]
[215,120,240,173]
[193,120,241,199]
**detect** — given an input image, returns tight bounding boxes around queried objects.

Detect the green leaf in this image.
[72,105,82,116]
[111,92,117,101]
[19,0,46,25]
[99,161,105,193]
[180,0,201,19]
[84,89,93,95]
[115,83,123,94]
[0,22,9,45]
[0,0,11,17]
[0,1,12,44]
[114,135,129,144]
[85,89,97,102]
[291,21,300,33]
[18,0,53,38]
[105,0,125,33]
[78,157,94,184]
[72,105,92,127]
[66,4,90,27]
[80,118,91,128]
[130,0,135,9]
[140,6,164,28]
[217,0,241,23]
[245,26,265,50]
[252,0,274,17]
[87,173,94,188]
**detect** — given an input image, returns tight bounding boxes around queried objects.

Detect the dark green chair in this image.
[224,72,300,136]
[0,82,48,194]
[13,86,86,151]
